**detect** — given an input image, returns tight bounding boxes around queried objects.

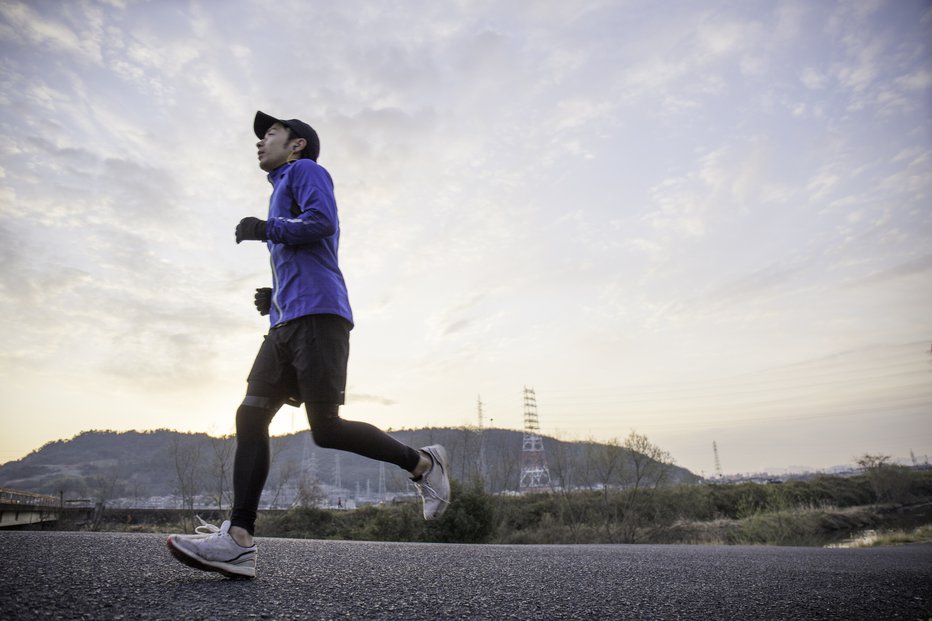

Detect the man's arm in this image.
[266,162,338,245]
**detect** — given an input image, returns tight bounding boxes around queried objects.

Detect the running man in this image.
[167,111,450,579]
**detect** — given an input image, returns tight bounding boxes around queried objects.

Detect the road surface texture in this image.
[1,531,930,620]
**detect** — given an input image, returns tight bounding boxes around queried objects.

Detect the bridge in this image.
[0,487,62,528]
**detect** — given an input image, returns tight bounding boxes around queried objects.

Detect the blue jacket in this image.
[264,159,353,328]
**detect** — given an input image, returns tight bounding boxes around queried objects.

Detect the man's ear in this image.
[292,138,307,152]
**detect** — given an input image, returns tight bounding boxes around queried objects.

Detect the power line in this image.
[543,358,926,406]
[544,394,932,435]
[543,343,928,401]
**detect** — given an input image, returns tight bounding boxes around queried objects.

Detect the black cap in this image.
[254,110,320,161]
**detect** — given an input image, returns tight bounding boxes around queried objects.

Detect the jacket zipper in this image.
[269,248,283,321]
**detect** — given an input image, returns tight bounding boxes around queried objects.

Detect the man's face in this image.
[257,122,298,172]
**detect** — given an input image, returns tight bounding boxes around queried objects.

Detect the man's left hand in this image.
[254,287,272,316]
[236,217,268,243]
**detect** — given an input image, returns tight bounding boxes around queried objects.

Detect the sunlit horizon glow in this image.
[1,1,930,476]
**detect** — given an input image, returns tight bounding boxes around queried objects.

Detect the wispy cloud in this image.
[348,393,397,407]
[844,253,932,288]
[0,1,104,64]
[0,0,929,473]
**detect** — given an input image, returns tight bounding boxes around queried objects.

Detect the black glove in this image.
[236,217,268,243]
[254,287,272,316]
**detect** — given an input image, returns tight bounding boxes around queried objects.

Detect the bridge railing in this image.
[0,487,60,508]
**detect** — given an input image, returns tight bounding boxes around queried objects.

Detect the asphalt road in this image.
[1,531,930,620]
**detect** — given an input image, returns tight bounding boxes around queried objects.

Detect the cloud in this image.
[0,1,103,64]
[821,0,932,116]
[347,393,397,407]
[0,132,188,234]
[705,262,809,307]
[844,253,932,288]
[879,149,932,194]
[895,67,932,92]
[622,237,665,262]
[695,16,759,59]
[0,220,91,308]
[642,139,786,239]
[806,169,842,202]
[1,0,930,473]
[427,293,491,341]
[0,122,249,386]
[800,67,829,90]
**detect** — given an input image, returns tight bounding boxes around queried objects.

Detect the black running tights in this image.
[230,393,421,535]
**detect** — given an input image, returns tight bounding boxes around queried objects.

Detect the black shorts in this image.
[246,314,351,406]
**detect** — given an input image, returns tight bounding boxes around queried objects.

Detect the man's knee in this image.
[236,397,279,439]
[307,404,341,449]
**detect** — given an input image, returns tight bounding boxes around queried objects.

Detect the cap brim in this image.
[254,111,281,139]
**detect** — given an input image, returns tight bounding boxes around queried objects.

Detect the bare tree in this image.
[855,452,909,502]
[207,435,235,511]
[268,457,300,509]
[624,431,675,491]
[548,438,586,542]
[617,431,675,542]
[459,426,478,484]
[88,465,121,531]
[484,432,520,494]
[172,435,204,532]
[855,453,891,471]
[589,438,626,489]
[587,437,626,541]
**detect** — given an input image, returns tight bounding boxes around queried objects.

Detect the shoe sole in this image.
[166,537,256,580]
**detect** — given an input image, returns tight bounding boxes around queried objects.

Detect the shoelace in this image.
[193,515,220,535]
[415,480,449,504]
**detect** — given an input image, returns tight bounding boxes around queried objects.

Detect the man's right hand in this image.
[236,217,268,243]
[254,287,272,316]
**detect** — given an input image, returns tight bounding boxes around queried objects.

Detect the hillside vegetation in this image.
[0,428,696,504]
[11,430,929,547]
[254,468,932,546]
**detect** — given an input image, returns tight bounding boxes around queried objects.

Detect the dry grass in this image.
[830,523,932,548]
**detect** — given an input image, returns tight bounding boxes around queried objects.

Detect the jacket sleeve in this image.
[265,162,338,245]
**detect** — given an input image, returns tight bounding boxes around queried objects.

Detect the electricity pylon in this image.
[519,387,550,491]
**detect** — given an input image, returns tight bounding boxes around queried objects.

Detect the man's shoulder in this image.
[290,158,328,175]
[286,159,332,185]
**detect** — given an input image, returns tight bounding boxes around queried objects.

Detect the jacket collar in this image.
[267,161,294,185]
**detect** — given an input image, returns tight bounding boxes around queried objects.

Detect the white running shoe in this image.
[413,445,451,520]
[167,520,257,579]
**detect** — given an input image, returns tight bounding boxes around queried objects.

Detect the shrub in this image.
[253,469,932,546]
[260,506,337,539]
[428,480,495,543]
[348,503,426,542]
[729,506,879,546]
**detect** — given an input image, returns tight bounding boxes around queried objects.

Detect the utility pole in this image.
[713,441,723,479]
[378,462,386,501]
[478,395,487,487]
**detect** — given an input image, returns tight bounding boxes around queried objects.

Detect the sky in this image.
[0,0,930,477]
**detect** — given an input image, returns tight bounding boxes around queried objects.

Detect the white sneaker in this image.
[413,445,451,520]
[167,520,257,579]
